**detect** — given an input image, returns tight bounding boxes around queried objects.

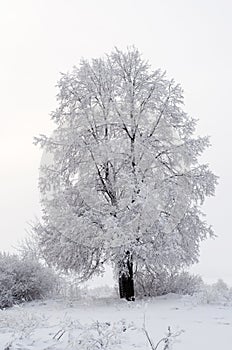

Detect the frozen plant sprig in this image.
[143,320,184,350]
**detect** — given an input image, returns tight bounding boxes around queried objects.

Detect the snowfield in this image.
[0,293,232,349]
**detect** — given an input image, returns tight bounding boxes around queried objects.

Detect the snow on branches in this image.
[34,47,218,285]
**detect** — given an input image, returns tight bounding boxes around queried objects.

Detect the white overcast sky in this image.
[0,0,232,284]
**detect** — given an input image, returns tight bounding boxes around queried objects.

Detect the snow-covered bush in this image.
[56,277,82,300]
[134,269,203,297]
[57,280,116,303]
[0,252,58,308]
[169,272,203,295]
[193,279,232,305]
[65,319,134,350]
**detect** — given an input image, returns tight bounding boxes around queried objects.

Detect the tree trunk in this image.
[118,251,135,301]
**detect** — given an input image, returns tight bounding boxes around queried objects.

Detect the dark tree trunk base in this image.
[118,251,135,301]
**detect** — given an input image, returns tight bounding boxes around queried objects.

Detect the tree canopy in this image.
[34,47,217,285]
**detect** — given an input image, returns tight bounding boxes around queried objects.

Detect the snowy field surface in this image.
[0,293,232,349]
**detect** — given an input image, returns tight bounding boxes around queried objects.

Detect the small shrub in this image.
[134,268,203,297]
[0,252,57,308]
[55,274,82,300]
[193,279,232,305]
[64,319,134,350]
[169,272,203,295]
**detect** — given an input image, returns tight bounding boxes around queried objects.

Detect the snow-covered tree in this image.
[34,47,217,300]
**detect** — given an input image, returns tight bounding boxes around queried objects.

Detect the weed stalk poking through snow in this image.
[143,316,184,350]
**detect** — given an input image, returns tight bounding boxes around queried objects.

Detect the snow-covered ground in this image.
[1,293,232,349]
